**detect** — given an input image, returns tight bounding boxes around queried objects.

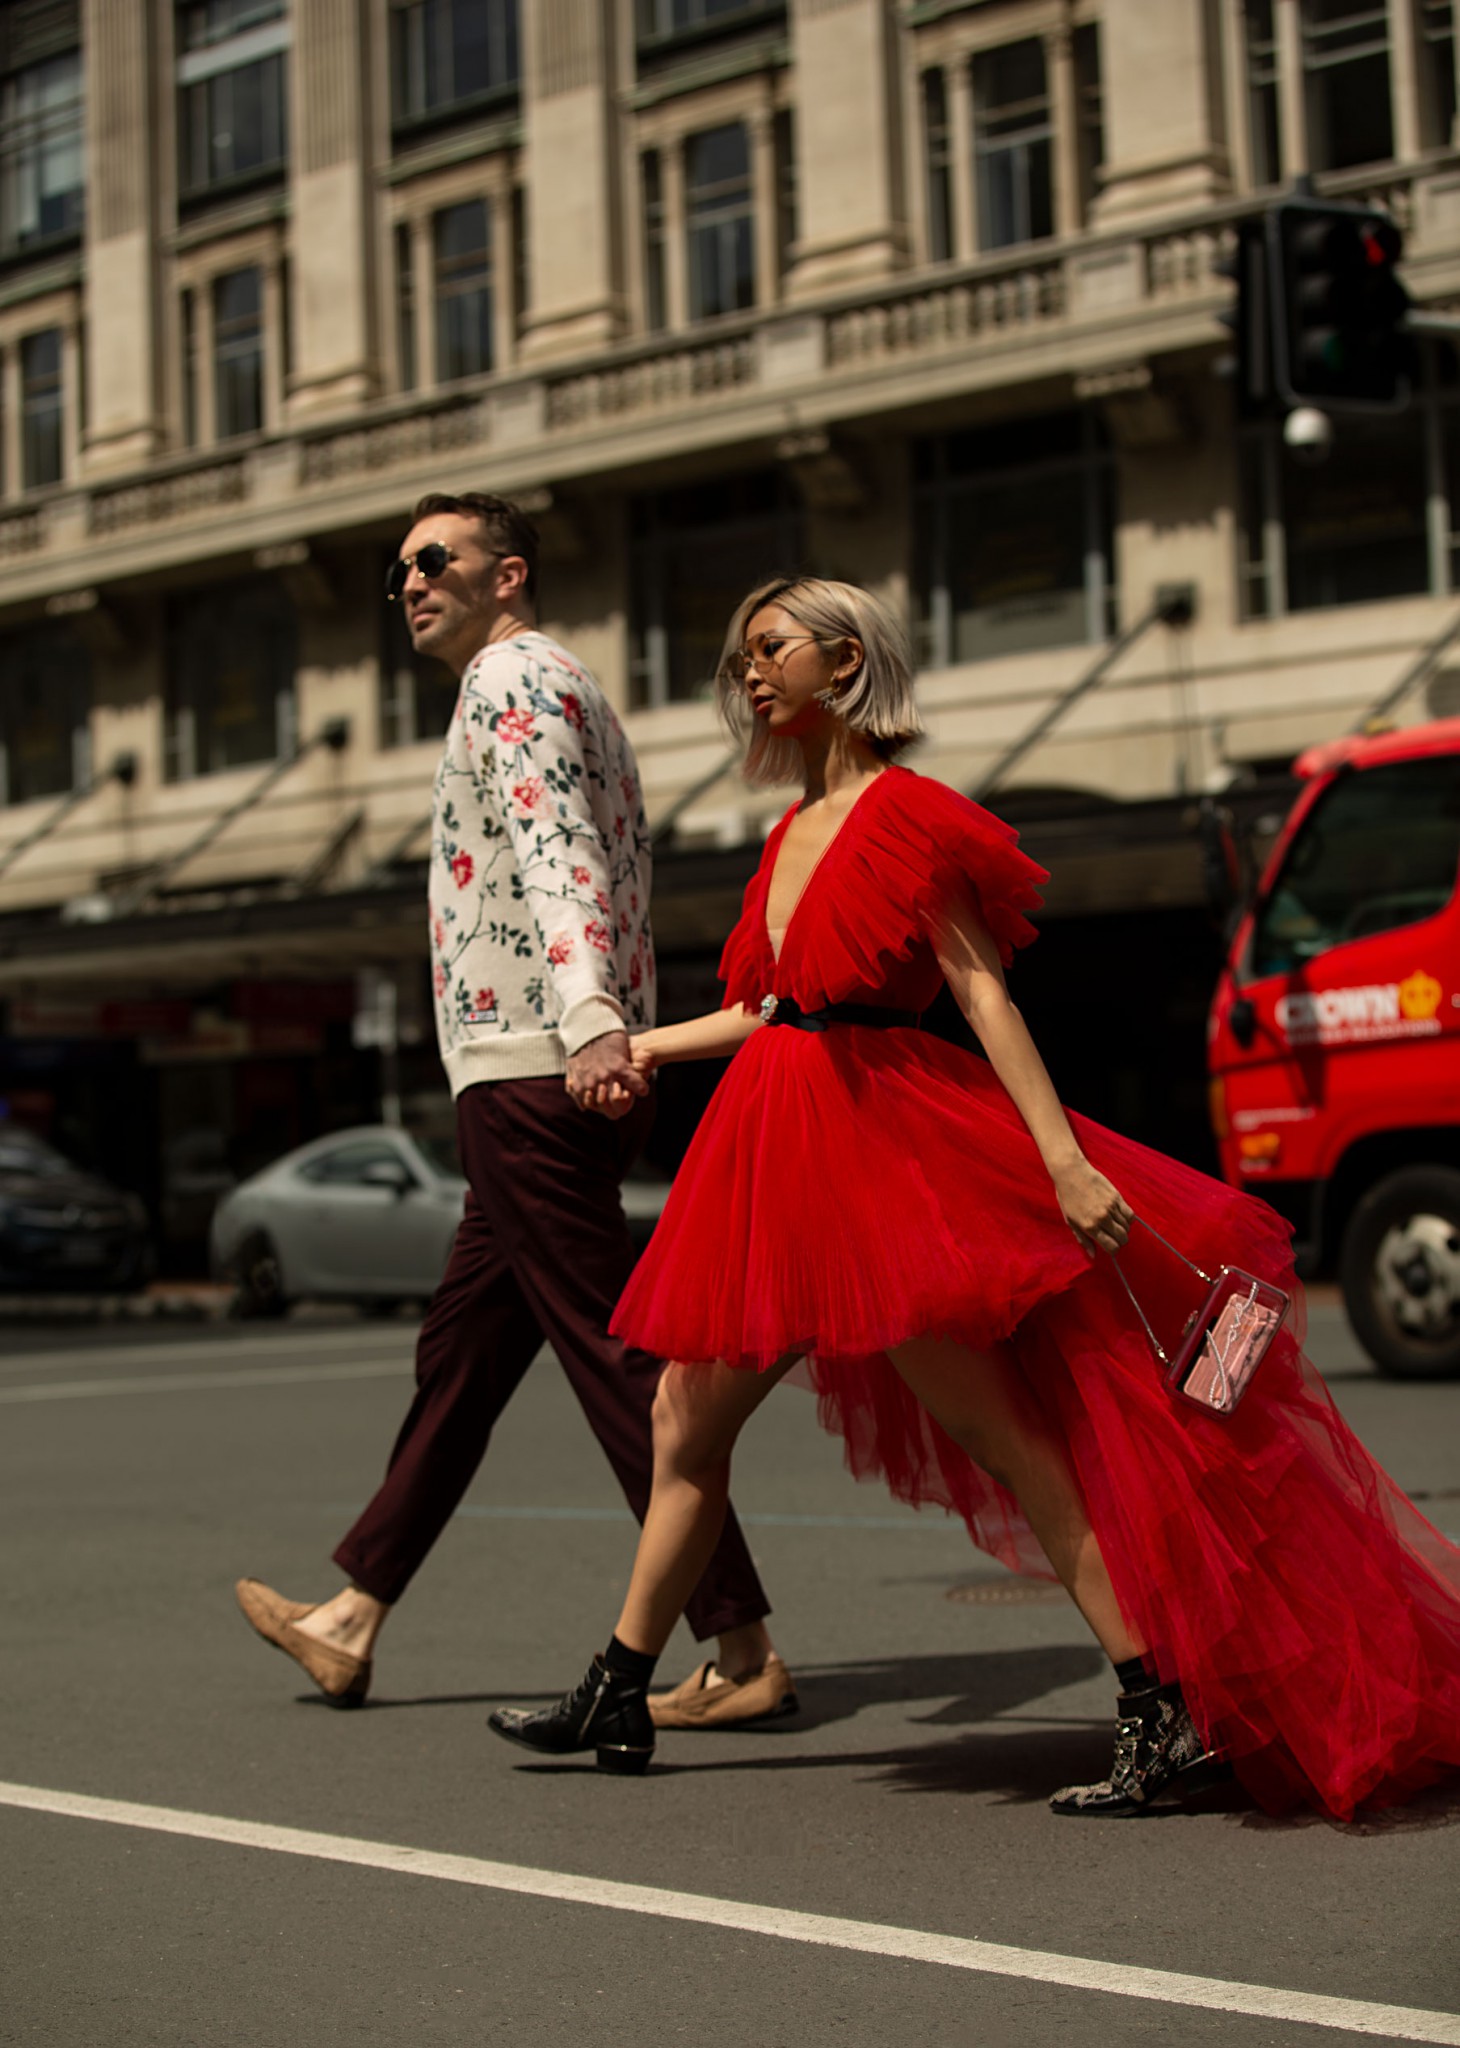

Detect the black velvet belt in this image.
[761,995,922,1032]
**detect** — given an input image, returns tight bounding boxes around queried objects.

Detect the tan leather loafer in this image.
[648,1654,798,1730]
[234,1577,371,1709]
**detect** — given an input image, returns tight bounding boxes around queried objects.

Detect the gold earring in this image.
[814,684,841,710]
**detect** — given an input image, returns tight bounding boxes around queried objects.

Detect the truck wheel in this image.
[232,1232,289,1320]
[1341,1167,1460,1379]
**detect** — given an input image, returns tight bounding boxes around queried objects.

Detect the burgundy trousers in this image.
[332,1074,770,1639]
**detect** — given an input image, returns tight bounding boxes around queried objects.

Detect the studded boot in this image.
[1050,1681,1227,1817]
[489,1655,655,1775]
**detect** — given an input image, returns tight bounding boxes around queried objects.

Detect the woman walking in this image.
[490,577,1460,1819]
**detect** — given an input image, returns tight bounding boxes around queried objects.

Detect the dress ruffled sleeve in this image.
[904,775,1048,967]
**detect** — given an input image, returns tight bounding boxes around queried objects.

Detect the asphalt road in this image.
[2,1301,1458,2048]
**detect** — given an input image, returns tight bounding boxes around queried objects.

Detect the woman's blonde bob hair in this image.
[715,576,925,787]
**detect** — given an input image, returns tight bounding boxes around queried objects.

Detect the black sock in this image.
[605,1634,658,1689]
[1113,1654,1152,1694]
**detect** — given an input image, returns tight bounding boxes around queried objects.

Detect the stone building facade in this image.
[1,0,1458,1243]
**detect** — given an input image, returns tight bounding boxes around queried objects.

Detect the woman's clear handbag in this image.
[1110,1220,1290,1416]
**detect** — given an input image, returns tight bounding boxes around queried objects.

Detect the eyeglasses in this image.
[385,543,461,601]
[724,633,821,687]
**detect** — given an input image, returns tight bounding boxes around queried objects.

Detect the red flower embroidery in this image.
[474,988,495,1011]
[432,917,445,951]
[584,920,613,953]
[620,774,637,805]
[496,708,536,746]
[560,693,585,731]
[613,815,626,840]
[572,866,592,887]
[629,955,642,991]
[619,913,630,935]
[511,776,548,819]
[547,936,575,966]
[450,851,474,889]
[432,963,447,999]
[594,890,611,915]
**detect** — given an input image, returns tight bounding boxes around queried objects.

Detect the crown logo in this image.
[1398,970,1443,1022]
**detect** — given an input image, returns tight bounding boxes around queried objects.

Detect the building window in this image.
[381,572,459,746]
[774,108,796,283]
[973,40,1054,252]
[1302,0,1393,172]
[394,222,417,392]
[1238,407,1430,618]
[915,412,1116,668]
[213,266,264,439]
[390,0,519,130]
[0,39,83,256]
[686,123,755,323]
[637,1,786,58]
[177,0,289,202]
[1073,24,1104,220]
[642,149,667,332]
[181,287,199,446]
[434,199,492,383]
[631,472,801,709]
[0,625,88,807]
[922,69,953,263]
[1244,1,1282,186]
[1420,0,1457,150]
[20,327,63,489]
[166,577,296,780]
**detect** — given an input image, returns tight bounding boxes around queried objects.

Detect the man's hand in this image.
[566,1031,650,1119]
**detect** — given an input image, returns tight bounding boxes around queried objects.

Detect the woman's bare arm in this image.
[587,1007,762,1112]
[933,889,1132,1255]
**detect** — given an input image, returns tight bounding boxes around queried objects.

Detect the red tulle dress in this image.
[611,765,1460,1820]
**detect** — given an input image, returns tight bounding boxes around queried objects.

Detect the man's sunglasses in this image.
[385,543,460,601]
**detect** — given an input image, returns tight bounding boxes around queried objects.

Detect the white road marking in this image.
[1,1781,1455,2042]
[0,1360,413,1403]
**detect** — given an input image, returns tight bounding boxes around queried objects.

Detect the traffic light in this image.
[1214,219,1272,417]
[1268,198,1413,410]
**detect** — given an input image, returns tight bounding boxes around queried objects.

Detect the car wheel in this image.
[232,1232,289,1319]
[1340,1166,1460,1379]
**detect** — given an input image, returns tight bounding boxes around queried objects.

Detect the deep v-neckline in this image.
[765,770,889,967]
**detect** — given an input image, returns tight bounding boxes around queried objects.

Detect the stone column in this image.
[261,257,286,429]
[491,188,517,370]
[194,281,217,447]
[1091,0,1228,223]
[519,0,621,361]
[1047,25,1081,239]
[81,0,161,473]
[662,136,688,330]
[2,345,21,497]
[1277,0,1306,179]
[786,0,907,298]
[413,215,436,393]
[61,318,82,480]
[288,0,374,417]
[1388,0,1422,162]
[946,57,975,262]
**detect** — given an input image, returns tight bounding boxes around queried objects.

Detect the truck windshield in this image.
[1249,756,1460,978]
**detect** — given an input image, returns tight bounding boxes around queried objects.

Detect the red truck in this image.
[1207,717,1460,1378]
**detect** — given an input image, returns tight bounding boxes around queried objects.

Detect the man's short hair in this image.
[411,491,540,603]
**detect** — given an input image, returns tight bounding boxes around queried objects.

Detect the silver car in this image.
[210,1127,466,1317]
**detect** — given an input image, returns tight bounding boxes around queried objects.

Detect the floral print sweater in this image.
[428,630,655,1094]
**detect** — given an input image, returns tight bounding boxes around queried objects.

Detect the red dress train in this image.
[611,764,1460,1820]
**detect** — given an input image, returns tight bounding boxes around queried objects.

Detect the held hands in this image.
[1053,1155,1133,1258]
[565,1030,652,1120]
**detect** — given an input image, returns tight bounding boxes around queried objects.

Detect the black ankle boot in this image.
[1049,1682,1227,1817]
[488,1656,655,1776]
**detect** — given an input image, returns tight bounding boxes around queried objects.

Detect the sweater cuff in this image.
[558,991,628,1057]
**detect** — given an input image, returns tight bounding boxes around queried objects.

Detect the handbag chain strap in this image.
[1107,1218,1217,1369]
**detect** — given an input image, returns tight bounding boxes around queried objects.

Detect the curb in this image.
[0,1285,234,1326]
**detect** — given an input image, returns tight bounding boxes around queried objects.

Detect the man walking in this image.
[236,492,792,1729]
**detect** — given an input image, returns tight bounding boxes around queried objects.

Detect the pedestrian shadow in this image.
[339,1643,1106,1723]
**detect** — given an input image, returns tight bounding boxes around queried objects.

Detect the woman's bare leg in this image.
[888,1333,1145,1665]
[614,1355,799,1658]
